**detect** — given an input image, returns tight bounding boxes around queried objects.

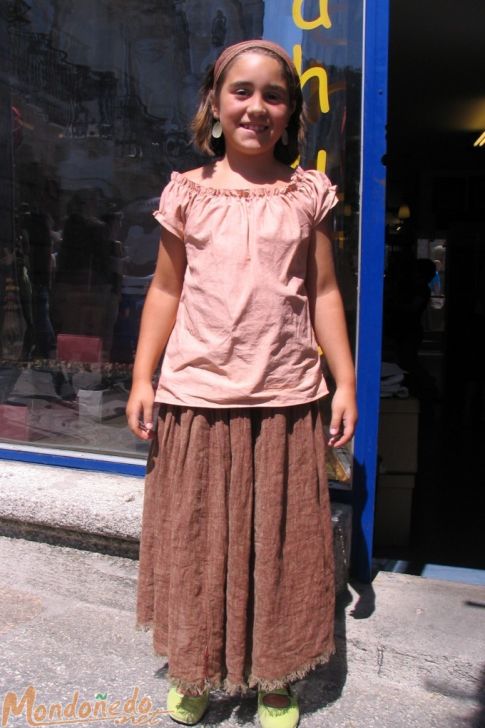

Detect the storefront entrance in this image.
[6,1,481,579]
[376,0,485,571]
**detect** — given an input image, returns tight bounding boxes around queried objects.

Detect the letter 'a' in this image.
[292,0,331,30]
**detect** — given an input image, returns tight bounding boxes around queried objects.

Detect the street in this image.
[1,535,484,727]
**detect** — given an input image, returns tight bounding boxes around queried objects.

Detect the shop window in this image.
[0,0,362,465]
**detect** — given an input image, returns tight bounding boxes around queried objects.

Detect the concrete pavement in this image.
[0,460,352,592]
[1,535,484,728]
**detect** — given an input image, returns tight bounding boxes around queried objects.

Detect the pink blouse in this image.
[152,168,338,408]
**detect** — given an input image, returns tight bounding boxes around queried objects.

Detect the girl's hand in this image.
[328,384,358,448]
[126,380,156,440]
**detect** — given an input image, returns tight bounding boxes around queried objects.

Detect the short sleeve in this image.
[299,169,339,227]
[152,173,188,239]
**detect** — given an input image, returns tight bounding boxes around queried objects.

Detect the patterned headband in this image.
[213,39,298,88]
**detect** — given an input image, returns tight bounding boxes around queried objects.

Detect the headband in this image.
[213,39,298,88]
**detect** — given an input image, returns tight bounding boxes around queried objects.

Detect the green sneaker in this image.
[166,686,209,725]
[257,687,300,728]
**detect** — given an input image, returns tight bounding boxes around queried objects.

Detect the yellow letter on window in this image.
[316,149,327,172]
[293,44,329,114]
[292,0,331,30]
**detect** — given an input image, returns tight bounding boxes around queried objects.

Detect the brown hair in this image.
[191,47,305,166]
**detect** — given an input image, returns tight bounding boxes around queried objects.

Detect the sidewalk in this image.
[0,460,352,591]
[1,459,484,727]
[1,534,484,728]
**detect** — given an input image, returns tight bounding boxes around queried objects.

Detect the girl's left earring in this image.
[212,120,223,139]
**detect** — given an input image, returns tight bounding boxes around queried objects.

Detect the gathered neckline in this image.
[171,168,305,198]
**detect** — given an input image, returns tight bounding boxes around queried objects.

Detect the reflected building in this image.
[0,0,363,466]
[0,0,269,455]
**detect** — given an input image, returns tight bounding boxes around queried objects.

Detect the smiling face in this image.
[211,51,294,159]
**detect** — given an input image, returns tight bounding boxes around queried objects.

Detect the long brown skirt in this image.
[136,400,335,695]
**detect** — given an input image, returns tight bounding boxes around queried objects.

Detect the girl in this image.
[127,39,357,728]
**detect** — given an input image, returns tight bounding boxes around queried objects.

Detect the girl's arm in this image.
[126,227,187,440]
[306,215,358,447]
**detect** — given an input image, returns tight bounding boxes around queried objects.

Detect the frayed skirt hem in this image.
[136,621,334,696]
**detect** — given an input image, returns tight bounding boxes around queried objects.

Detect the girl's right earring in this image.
[212,120,223,139]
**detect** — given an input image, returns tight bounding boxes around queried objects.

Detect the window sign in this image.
[264,0,363,346]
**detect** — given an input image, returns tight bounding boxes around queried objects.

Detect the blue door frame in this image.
[351,0,389,582]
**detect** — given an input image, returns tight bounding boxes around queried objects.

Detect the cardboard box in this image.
[57,334,103,363]
[77,389,126,422]
[374,473,415,547]
[0,404,30,441]
[378,397,419,473]
[78,389,105,421]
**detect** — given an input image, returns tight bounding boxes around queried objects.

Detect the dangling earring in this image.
[281,129,289,146]
[212,120,223,139]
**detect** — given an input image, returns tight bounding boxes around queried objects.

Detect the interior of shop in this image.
[375,0,485,572]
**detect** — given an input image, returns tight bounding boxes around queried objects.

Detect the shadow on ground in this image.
[152,581,376,725]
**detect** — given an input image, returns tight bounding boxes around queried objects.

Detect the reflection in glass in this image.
[263,0,363,431]
[299,1,363,347]
[0,0,266,455]
[0,0,362,459]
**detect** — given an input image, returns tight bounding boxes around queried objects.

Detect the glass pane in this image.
[295,1,363,349]
[264,0,363,345]
[264,1,363,487]
[0,1,362,460]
